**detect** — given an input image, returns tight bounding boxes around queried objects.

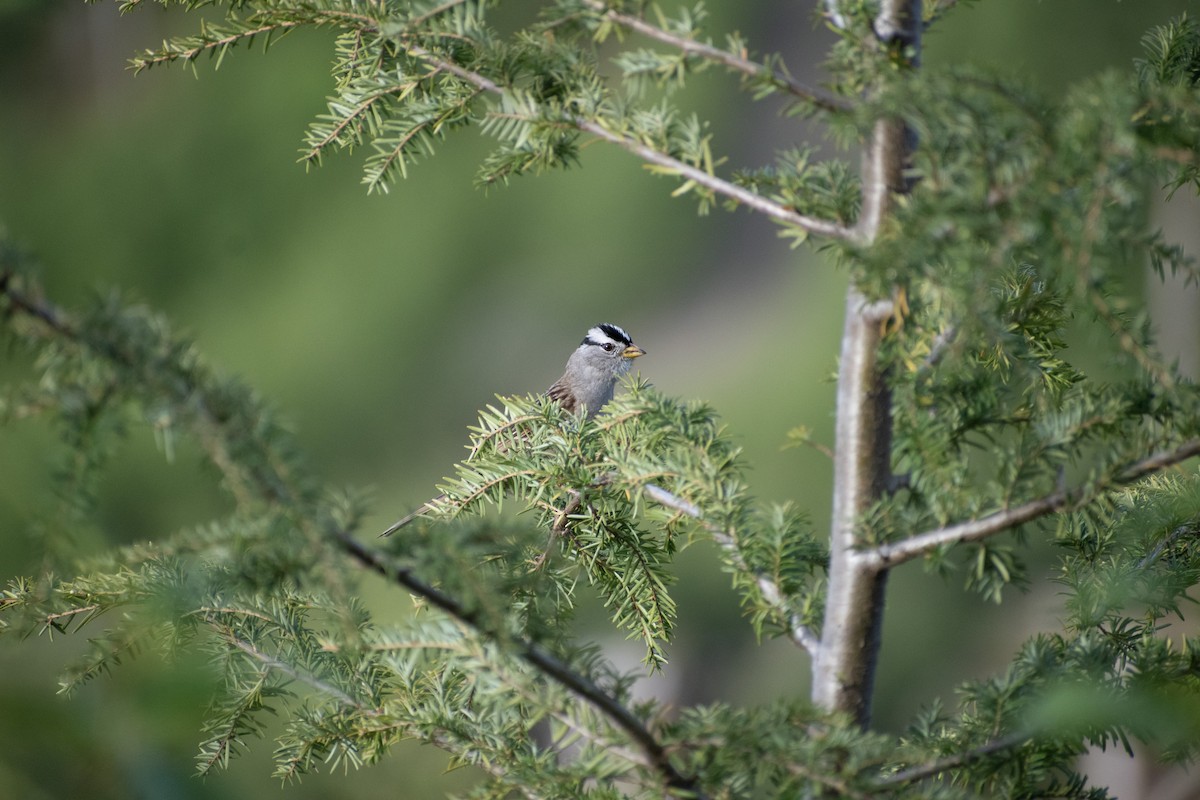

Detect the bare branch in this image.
[579,0,851,113]
[861,438,1200,570]
[1137,523,1194,570]
[642,483,821,657]
[865,489,1069,571]
[1,272,76,337]
[1119,439,1200,482]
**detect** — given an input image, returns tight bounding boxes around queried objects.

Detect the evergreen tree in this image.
[3,1,1200,797]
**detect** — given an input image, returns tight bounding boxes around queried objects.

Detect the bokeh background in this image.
[1,1,1196,798]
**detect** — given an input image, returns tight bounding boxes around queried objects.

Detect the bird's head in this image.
[573,323,646,377]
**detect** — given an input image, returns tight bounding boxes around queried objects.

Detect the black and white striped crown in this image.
[582,323,633,348]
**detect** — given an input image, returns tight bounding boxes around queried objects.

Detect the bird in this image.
[545,323,647,418]
[379,323,646,536]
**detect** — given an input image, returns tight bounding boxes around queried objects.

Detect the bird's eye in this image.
[601,342,616,352]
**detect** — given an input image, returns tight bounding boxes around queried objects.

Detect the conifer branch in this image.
[862,438,1200,570]
[398,45,852,239]
[873,732,1027,788]
[116,7,856,238]
[0,276,294,509]
[220,628,363,709]
[642,484,821,657]
[8,3,1200,794]
[573,118,854,238]
[331,529,708,800]
[130,21,304,71]
[300,83,411,163]
[1,272,75,337]
[578,0,851,113]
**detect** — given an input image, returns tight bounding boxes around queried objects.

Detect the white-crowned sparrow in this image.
[380,323,646,536]
[546,323,647,417]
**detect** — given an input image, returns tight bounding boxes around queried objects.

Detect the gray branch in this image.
[580,0,851,113]
[861,437,1200,570]
[575,119,853,239]
[643,483,821,657]
[863,490,1068,570]
[402,45,854,241]
[812,291,895,725]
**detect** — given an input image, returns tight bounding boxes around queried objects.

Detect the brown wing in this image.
[546,379,577,412]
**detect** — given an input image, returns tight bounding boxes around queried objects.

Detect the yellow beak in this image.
[622,344,647,359]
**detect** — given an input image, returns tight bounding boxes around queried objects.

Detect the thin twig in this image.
[132,22,304,71]
[2,276,75,336]
[579,0,851,113]
[872,732,1026,787]
[407,0,469,29]
[1137,523,1194,570]
[220,629,364,709]
[43,605,101,623]
[551,489,586,534]
[864,489,1069,571]
[301,81,420,162]
[574,118,853,238]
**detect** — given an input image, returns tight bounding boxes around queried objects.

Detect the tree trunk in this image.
[811,0,921,727]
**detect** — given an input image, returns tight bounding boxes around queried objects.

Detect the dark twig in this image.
[332,529,708,800]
